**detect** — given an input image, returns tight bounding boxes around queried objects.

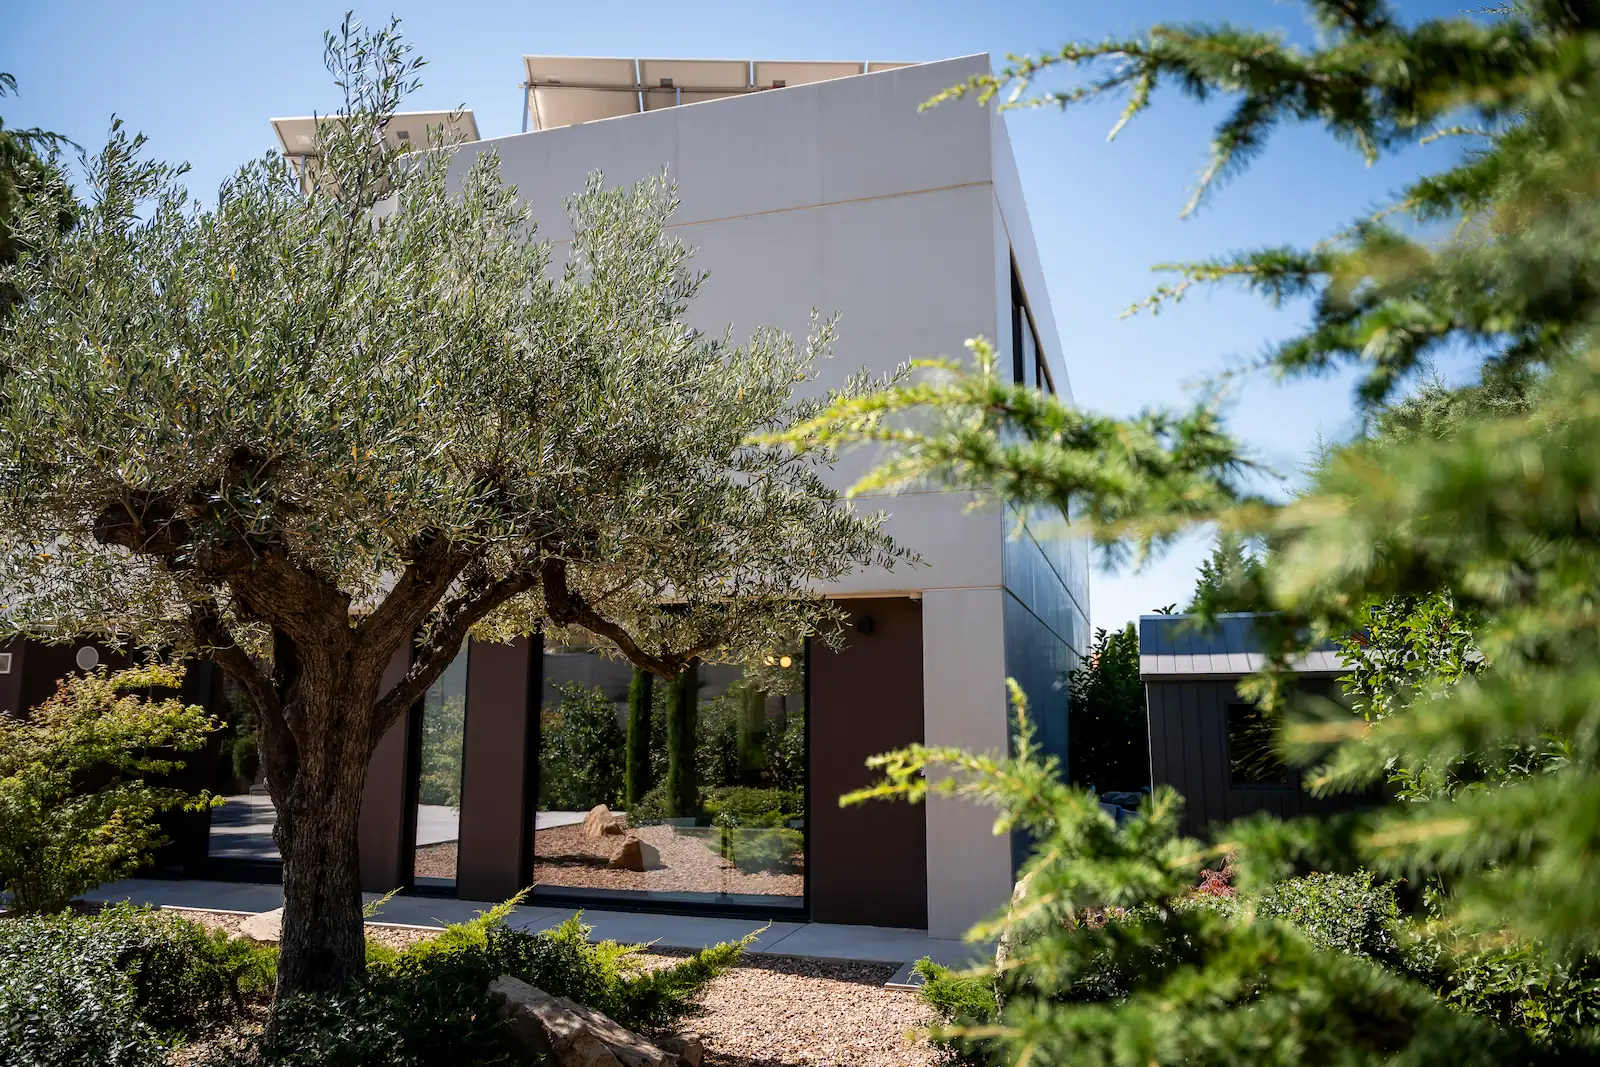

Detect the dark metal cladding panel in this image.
[808,597,928,929]
[457,637,538,902]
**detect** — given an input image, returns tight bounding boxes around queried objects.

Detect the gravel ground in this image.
[535,821,804,898]
[642,953,936,1067]
[176,907,440,953]
[413,841,459,880]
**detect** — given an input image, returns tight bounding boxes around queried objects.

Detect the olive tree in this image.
[0,19,901,1000]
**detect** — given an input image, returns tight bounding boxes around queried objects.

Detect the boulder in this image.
[992,872,1032,1011]
[658,1032,704,1067]
[239,908,283,943]
[583,804,626,838]
[607,834,661,872]
[488,976,673,1067]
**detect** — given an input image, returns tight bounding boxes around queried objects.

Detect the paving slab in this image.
[87,878,285,913]
[760,922,987,968]
[84,879,984,971]
[510,906,799,954]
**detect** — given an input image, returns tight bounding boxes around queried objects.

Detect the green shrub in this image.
[0,904,271,1066]
[266,908,752,1066]
[628,781,672,822]
[539,683,625,812]
[693,689,740,790]
[1253,871,1401,962]
[763,714,805,794]
[703,787,803,872]
[1400,890,1600,1042]
[715,823,803,874]
[418,686,465,808]
[703,785,801,820]
[0,664,217,913]
[913,958,999,1067]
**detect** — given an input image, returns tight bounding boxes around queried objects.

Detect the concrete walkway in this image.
[84,879,984,980]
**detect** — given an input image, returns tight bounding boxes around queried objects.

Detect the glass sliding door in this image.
[205,673,279,864]
[412,644,469,889]
[533,641,806,911]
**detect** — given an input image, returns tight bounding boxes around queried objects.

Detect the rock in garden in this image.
[658,1032,704,1067]
[584,804,625,838]
[488,976,673,1067]
[993,872,1032,1010]
[239,907,283,943]
[607,834,661,872]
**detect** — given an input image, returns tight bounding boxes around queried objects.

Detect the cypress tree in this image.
[736,682,766,785]
[624,667,653,807]
[665,661,699,817]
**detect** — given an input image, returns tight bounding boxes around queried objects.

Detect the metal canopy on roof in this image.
[1137,613,1345,680]
[519,55,915,132]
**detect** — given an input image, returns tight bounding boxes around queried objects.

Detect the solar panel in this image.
[523,56,641,130]
[638,58,752,110]
[752,60,864,90]
[518,55,917,131]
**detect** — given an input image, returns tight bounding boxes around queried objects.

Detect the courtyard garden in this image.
[8,0,1600,1064]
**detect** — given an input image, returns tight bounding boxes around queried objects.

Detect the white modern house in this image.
[86,52,1088,939]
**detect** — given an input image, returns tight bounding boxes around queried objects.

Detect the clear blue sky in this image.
[6,0,1476,633]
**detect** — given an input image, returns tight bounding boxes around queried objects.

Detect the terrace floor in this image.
[83,878,985,986]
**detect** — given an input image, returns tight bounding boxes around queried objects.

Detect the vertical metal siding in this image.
[1146,677,1373,836]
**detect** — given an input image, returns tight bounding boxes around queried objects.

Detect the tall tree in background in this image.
[624,668,653,808]
[1185,532,1261,614]
[1065,623,1146,793]
[780,1,1600,1060]
[0,73,75,317]
[665,663,700,817]
[0,18,903,1004]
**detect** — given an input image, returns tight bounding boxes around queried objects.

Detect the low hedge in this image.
[0,904,274,1067]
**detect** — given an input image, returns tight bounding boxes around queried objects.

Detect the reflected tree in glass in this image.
[413,646,468,886]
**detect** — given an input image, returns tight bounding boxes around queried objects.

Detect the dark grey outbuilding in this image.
[1139,613,1370,836]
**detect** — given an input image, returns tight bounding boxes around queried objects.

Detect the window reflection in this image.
[534,642,806,909]
[413,645,468,888]
[205,674,278,862]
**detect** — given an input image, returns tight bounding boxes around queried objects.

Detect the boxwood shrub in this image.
[0,904,273,1067]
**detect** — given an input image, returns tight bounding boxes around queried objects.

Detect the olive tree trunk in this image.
[256,645,390,1003]
[273,762,368,999]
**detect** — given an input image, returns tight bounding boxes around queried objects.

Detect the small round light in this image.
[75,646,100,671]
[778,655,792,669]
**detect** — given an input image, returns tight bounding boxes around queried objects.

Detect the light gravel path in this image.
[648,953,937,1067]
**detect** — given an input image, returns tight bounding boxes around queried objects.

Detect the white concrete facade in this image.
[446,54,1089,937]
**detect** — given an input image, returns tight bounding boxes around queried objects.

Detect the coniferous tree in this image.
[624,668,653,808]
[1065,623,1146,792]
[735,682,766,785]
[0,73,75,317]
[1186,532,1262,614]
[781,2,1600,1060]
[665,662,699,817]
